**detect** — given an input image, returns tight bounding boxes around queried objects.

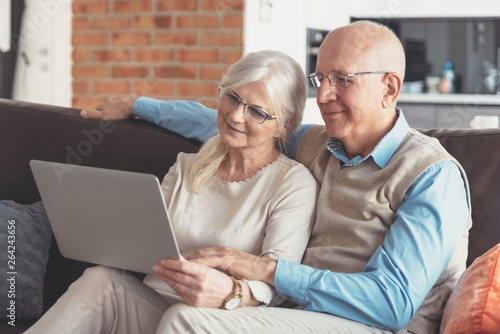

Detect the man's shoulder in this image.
[304,124,328,138]
[294,125,332,176]
[403,128,452,158]
[389,128,456,172]
[297,125,329,153]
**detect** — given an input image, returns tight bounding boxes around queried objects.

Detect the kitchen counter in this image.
[397,94,500,129]
[398,93,500,106]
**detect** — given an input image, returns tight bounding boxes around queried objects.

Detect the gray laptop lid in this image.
[30,159,180,274]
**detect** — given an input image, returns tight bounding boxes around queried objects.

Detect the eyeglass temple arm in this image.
[345,71,390,77]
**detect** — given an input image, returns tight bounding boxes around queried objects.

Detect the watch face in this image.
[225,297,242,310]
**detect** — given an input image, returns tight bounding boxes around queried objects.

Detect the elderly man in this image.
[82,21,470,333]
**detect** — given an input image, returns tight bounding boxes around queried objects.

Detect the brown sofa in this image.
[1,98,499,333]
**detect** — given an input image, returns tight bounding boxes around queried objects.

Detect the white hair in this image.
[191,50,307,194]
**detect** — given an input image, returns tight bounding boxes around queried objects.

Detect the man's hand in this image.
[187,247,277,286]
[80,97,136,120]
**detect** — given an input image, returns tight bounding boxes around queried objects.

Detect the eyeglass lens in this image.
[220,92,269,124]
[308,72,346,88]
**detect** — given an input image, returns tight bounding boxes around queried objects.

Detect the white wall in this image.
[0,0,11,52]
[245,0,500,124]
[12,0,72,107]
[11,0,500,111]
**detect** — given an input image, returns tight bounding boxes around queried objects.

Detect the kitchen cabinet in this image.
[398,94,500,129]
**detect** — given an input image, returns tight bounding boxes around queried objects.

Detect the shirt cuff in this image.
[274,258,312,306]
[133,96,156,120]
[243,279,280,306]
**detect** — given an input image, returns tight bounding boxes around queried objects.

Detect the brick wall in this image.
[71,0,244,109]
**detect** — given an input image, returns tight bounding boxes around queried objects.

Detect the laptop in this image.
[29,159,181,274]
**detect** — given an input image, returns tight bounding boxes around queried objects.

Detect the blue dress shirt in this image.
[134,97,470,330]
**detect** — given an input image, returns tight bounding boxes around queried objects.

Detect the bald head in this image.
[321,21,406,80]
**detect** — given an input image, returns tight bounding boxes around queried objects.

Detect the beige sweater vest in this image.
[296,125,471,333]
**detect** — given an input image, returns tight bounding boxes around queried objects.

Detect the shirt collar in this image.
[326,108,409,168]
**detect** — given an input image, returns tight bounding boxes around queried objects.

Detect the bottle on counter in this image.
[440,61,456,94]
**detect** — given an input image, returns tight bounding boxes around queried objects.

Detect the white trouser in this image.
[157,303,393,334]
[25,266,394,334]
[25,266,172,334]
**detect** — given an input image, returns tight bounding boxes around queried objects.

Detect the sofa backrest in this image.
[420,128,500,266]
[0,98,202,204]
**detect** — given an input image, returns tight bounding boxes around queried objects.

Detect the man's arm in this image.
[134,97,219,143]
[82,96,313,158]
[274,160,470,330]
[81,96,219,143]
[189,160,470,330]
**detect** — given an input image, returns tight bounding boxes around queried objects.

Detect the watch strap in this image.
[222,276,243,310]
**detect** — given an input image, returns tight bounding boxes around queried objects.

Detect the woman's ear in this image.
[284,114,294,130]
[382,73,402,108]
[277,114,294,139]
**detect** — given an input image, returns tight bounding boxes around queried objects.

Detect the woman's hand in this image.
[152,257,236,308]
[186,247,277,286]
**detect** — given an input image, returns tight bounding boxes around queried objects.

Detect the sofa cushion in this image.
[440,243,500,334]
[0,201,52,321]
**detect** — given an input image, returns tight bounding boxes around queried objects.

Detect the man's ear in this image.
[382,73,402,108]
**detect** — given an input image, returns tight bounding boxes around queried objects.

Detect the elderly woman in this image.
[26,50,318,333]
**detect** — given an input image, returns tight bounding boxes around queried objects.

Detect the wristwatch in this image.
[222,276,243,310]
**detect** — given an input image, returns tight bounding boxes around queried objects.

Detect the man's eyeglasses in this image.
[218,88,278,124]
[307,71,390,88]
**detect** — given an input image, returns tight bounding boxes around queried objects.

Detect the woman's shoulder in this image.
[274,154,317,183]
[173,152,198,169]
[175,152,197,162]
[276,154,310,170]
[264,155,319,200]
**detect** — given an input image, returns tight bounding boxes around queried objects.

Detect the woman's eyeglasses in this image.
[218,88,278,124]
